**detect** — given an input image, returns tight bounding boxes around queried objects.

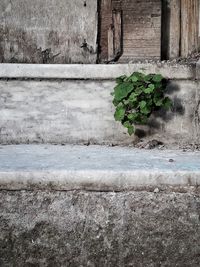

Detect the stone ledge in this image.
[0,63,196,80]
[0,145,200,192]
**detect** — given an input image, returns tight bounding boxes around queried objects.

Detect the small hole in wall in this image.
[84,1,87,7]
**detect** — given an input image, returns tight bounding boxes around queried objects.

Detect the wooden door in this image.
[99,0,162,63]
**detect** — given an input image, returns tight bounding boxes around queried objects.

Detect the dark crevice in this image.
[161,0,170,60]
[96,0,102,63]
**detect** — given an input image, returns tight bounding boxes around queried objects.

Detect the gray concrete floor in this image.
[0,144,200,171]
[0,145,200,191]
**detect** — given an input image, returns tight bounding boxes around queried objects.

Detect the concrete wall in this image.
[0,63,199,146]
[0,0,97,63]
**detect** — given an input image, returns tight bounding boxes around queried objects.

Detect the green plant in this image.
[111,72,172,135]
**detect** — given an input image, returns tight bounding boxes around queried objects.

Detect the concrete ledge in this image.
[0,145,200,192]
[0,63,196,80]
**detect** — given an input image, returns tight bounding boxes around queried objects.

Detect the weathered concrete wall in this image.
[0,78,200,146]
[0,190,200,267]
[0,0,97,63]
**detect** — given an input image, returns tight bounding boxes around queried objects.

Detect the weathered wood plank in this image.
[181,0,199,57]
[107,26,114,61]
[161,0,181,59]
[113,10,122,58]
[169,0,181,59]
[99,0,161,62]
[99,0,113,61]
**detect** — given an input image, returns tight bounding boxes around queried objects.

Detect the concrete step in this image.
[0,63,200,146]
[0,144,200,266]
[0,144,200,191]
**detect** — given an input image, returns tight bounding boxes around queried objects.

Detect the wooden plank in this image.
[107,26,114,61]
[181,0,189,57]
[113,10,122,58]
[99,0,161,62]
[169,0,181,58]
[118,0,161,61]
[99,0,113,61]
[181,0,199,57]
[190,0,199,53]
[199,2,200,48]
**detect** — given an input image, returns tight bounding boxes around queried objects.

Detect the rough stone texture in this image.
[0,190,200,267]
[0,0,97,63]
[0,145,200,192]
[0,78,200,145]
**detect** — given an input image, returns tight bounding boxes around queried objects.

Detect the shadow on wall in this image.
[135,82,185,138]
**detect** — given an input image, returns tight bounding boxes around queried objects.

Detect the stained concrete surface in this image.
[0,190,200,267]
[0,0,97,63]
[0,145,200,266]
[0,78,200,146]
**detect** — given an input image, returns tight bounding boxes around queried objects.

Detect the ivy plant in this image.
[111,72,172,135]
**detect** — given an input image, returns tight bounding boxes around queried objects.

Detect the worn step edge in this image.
[1,145,200,192]
[0,63,196,80]
[0,170,199,192]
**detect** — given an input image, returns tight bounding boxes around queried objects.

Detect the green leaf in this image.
[114,106,125,121]
[128,75,138,82]
[112,71,171,133]
[144,84,155,94]
[112,98,120,107]
[140,115,148,124]
[154,82,162,89]
[152,74,163,83]
[123,121,131,128]
[139,100,146,109]
[144,88,152,94]
[114,82,134,101]
[128,125,135,136]
[123,121,135,136]
[144,74,153,82]
[132,72,145,81]
[123,100,130,105]
[149,84,155,91]
[129,92,138,102]
[141,106,151,115]
[163,97,172,109]
[128,100,138,109]
[127,113,135,120]
[134,87,143,96]
[154,99,163,106]
[116,75,127,84]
